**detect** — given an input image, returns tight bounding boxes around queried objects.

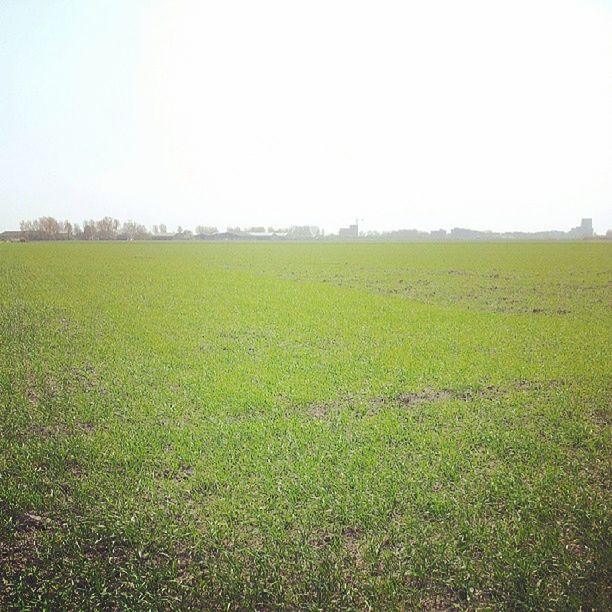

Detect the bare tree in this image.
[20,220,35,240]
[288,225,320,239]
[122,220,149,240]
[39,216,61,238]
[96,217,119,240]
[159,223,167,234]
[19,216,60,239]
[82,219,97,240]
[62,220,73,238]
[18,216,151,241]
[195,225,218,235]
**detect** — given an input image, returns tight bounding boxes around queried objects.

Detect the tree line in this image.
[18,217,217,240]
[17,217,323,240]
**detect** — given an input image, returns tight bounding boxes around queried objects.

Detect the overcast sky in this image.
[1,0,611,233]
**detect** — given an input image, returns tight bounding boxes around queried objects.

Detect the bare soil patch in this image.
[397,388,455,407]
[159,464,195,482]
[307,380,564,418]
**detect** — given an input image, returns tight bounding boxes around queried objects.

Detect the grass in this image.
[0,241,610,609]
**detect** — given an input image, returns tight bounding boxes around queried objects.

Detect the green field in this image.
[1,241,610,609]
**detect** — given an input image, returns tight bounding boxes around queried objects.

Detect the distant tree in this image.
[195,225,218,235]
[288,226,320,239]
[20,220,35,239]
[40,216,61,239]
[177,226,183,234]
[152,224,159,235]
[96,217,119,240]
[122,220,149,240]
[82,219,97,240]
[122,220,136,240]
[159,224,167,234]
[18,217,64,240]
[171,228,193,240]
[62,220,73,238]
[73,223,83,239]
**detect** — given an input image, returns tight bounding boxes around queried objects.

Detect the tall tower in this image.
[581,218,593,237]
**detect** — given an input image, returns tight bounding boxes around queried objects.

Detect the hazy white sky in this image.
[1,0,611,233]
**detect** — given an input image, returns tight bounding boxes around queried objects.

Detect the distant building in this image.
[338,224,359,238]
[244,231,287,240]
[450,227,491,240]
[197,232,242,240]
[568,218,594,239]
[446,219,595,241]
[287,226,320,239]
[0,230,25,242]
[382,229,426,240]
[580,218,594,237]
